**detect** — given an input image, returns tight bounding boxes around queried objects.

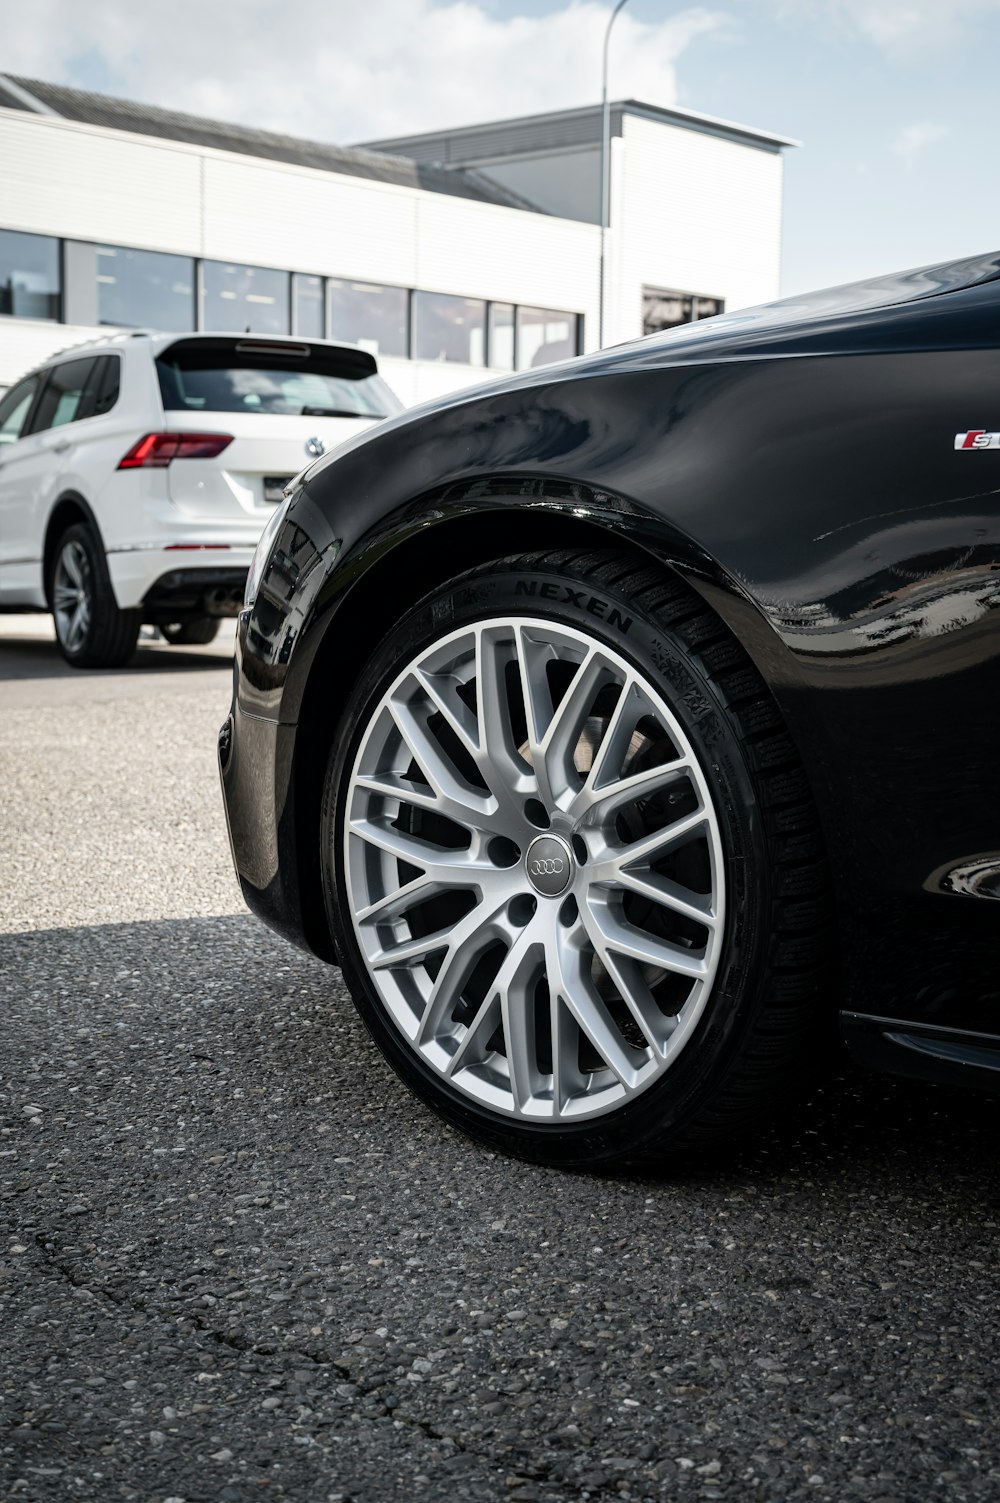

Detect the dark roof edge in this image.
[0,73,60,116]
[0,74,545,212]
[360,98,800,156]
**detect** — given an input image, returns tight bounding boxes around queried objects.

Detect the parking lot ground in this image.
[1,617,998,1503]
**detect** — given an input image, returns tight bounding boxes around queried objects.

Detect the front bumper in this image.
[219,686,307,957]
[217,483,346,959]
[218,614,325,958]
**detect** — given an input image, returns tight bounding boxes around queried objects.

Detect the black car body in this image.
[221,251,1000,1151]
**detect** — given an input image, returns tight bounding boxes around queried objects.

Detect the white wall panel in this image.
[611,115,784,344]
[201,155,421,283]
[0,321,103,391]
[412,194,599,346]
[0,110,202,254]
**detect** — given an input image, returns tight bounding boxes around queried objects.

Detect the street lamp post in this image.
[598,0,630,348]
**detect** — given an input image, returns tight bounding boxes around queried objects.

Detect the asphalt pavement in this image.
[1,616,997,1503]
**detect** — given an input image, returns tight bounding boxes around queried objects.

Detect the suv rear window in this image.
[156,338,399,419]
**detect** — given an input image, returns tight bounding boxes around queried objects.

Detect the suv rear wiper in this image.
[301,405,384,419]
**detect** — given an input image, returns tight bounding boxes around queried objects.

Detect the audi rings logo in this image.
[525,836,573,895]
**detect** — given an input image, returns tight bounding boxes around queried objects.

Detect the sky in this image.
[2,0,998,296]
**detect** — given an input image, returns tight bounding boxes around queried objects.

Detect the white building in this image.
[0,76,795,403]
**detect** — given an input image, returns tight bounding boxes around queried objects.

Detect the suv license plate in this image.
[264,475,293,504]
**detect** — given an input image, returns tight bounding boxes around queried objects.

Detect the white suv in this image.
[0,332,400,667]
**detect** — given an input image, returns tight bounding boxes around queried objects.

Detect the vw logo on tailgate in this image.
[305,436,326,458]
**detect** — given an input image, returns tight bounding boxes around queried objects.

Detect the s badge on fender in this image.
[955,430,1000,449]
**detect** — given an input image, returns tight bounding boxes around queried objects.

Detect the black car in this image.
[220,252,1000,1167]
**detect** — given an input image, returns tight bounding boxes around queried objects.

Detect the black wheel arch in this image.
[286,486,816,965]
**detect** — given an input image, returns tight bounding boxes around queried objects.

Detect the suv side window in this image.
[90,355,121,418]
[27,357,99,434]
[0,374,41,445]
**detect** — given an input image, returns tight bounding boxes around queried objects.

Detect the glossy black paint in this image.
[221,253,1000,1091]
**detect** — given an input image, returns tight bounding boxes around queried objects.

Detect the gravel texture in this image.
[1,622,998,1503]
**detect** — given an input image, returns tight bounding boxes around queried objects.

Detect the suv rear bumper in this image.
[107,545,255,614]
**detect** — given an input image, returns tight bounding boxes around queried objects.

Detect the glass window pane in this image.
[157,343,399,418]
[96,245,194,331]
[29,359,97,433]
[92,355,121,416]
[0,375,40,443]
[328,280,409,359]
[293,274,325,338]
[414,292,486,366]
[202,262,290,335]
[515,307,578,370]
[0,230,60,321]
[693,296,724,321]
[488,303,514,370]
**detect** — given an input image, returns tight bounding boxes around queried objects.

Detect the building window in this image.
[202,261,290,335]
[488,303,515,370]
[96,245,194,331]
[328,279,409,359]
[414,291,486,366]
[0,229,60,321]
[293,273,325,338]
[516,306,579,370]
[642,287,723,336]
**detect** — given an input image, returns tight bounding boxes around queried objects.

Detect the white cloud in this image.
[891,121,948,161]
[0,0,731,142]
[779,0,1000,55]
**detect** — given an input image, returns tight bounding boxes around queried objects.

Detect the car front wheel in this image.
[322,550,831,1166]
[49,522,140,670]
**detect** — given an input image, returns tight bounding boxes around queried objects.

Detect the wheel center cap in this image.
[525,834,574,897]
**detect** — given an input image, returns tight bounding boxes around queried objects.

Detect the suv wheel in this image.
[49,522,140,670]
[322,550,833,1167]
[161,617,221,646]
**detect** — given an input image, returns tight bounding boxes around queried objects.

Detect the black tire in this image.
[160,617,221,646]
[48,521,141,670]
[321,549,834,1167]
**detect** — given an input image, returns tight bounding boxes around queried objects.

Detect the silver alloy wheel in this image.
[52,539,92,655]
[344,618,726,1123]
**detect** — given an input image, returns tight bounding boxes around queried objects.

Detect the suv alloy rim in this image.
[52,540,93,655]
[344,618,726,1123]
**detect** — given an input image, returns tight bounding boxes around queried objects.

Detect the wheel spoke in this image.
[414,663,480,762]
[67,601,87,650]
[582,898,708,979]
[475,626,536,802]
[355,870,439,924]
[547,928,641,1090]
[62,546,83,589]
[354,766,502,835]
[614,867,718,928]
[389,694,496,822]
[415,897,513,1046]
[595,806,708,877]
[535,649,613,811]
[593,947,681,1059]
[500,954,543,1112]
[573,757,689,822]
[348,813,483,877]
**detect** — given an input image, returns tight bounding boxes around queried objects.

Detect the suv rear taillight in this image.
[117,432,233,469]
